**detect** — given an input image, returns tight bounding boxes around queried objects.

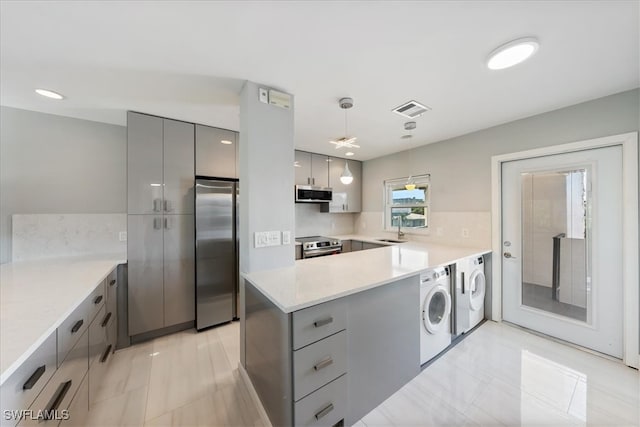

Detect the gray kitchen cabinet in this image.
[163,214,195,327]
[295,150,329,187]
[351,241,363,251]
[127,113,163,215]
[163,119,195,214]
[127,215,164,335]
[127,112,196,338]
[195,125,237,178]
[323,157,362,213]
[361,242,384,250]
[341,240,352,253]
[244,275,419,427]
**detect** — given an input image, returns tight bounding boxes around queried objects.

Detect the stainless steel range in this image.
[296,236,342,258]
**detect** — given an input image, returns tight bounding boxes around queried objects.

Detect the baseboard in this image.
[130,321,195,345]
[238,363,273,427]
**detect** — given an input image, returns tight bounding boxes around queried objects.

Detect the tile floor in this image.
[87,321,639,426]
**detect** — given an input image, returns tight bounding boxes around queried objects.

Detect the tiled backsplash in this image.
[355,211,491,248]
[12,214,127,261]
[295,203,355,238]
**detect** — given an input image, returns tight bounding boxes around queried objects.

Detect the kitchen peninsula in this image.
[241,242,490,426]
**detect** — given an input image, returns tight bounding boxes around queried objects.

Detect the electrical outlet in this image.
[282,231,291,245]
[119,231,127,242]
[461,228,470,238]
[266,231,281,246]
[259,87,268,104]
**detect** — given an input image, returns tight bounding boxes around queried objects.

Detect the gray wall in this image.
[363,89,640,213]
[0,106,126,263]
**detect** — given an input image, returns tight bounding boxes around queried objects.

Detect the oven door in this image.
[303,248,342,258]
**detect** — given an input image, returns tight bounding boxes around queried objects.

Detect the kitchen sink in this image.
[375,238,407,243]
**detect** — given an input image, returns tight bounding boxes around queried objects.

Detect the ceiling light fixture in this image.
[35,88,65,100]
[220,140,233,145]
[345,152,355,157]
[487,37,539,70]
[340,161,354,185]
[330,97,360,149]
[401,121,416,140]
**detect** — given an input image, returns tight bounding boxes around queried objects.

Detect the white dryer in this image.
[420,266,452,364]
[457,256,486,333]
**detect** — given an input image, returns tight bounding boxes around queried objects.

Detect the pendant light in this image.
[405,175,416,190]
[340,161,354,185]
[330,97,360,149]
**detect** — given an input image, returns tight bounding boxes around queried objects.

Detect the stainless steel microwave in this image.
[295,185,332,203]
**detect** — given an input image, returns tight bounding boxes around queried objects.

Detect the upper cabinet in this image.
[127,112,194,215]
[195,125,238,179]
[324,156,362,213]
[294,150,329,187]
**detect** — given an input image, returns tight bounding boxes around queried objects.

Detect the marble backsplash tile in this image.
[12,214,127,261]
[295,203,355,238]
[355,210,491,248]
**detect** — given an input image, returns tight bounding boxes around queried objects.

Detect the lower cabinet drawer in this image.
[20,331,88,426]
[294,374,347,427]
[0,332,57,427]
[293,330,347,401]
[88,307,107,369]
[59,373,88,427]
[292,299,347,350]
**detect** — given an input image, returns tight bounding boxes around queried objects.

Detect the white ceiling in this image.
[1,1,638,160]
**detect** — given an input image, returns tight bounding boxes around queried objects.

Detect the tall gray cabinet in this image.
[127,112,195,338]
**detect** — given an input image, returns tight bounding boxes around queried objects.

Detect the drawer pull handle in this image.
[22,365,46,390]
[71,319,84,333]
[314,317,333,328]
[45,380,72,419]
[94,295,103,304]
[109,279,116,286]
[314,357,334,371]
[101,312,112,328]
[100,345,113,363]
[314,403,334,420]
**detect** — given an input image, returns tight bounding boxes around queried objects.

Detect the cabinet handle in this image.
[22,365,46,390]
[313,356,333,371]
[314,317,333,328]
[164,199,172,212]
[164,217,171,229]
[307,177,310,185]
[93,295,103,305]
[154,217,161,230]
[461,272,465,294]
[153,198,162,212]
[45,380,72,419]
[109,279,116,286]
[312,177,315,185]
[100,345,113,363]
[71,319,84,334]
[101,312,112,328]
[315,403,334,420]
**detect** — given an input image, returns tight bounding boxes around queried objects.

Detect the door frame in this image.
[490,132,639,368]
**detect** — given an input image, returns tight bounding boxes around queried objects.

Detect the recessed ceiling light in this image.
[487,37,539,70]
[35,88,65,100]
[345,152,355,157]
[220,140,233,145]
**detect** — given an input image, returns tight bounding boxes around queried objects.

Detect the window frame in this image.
[383,174,431,233]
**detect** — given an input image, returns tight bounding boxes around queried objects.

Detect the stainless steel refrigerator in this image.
[195,178,239,330]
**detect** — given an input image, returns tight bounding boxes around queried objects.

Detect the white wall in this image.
[360,89,639,247]
[0,106,126,263]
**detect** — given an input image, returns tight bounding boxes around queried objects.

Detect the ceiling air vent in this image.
[392,100,431,118]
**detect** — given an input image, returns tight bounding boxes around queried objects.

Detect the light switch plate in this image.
[254,232,268,248]
[282,231,291,245]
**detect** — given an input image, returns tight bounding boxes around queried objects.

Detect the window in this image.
[384,174,430,231]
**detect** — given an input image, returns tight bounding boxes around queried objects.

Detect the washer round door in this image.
[469,270,486,311]
[422,285,452,334]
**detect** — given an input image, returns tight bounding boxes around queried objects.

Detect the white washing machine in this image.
[457,256,486,333]
[420,266,452,364]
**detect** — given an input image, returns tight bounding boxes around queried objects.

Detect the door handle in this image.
[504,252,517,259]
[312,177,315,185]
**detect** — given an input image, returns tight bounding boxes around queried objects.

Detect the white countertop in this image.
[0,255,125,385]
[244,240,490,313]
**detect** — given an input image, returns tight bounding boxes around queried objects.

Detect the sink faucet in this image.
[395,216,405,240]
